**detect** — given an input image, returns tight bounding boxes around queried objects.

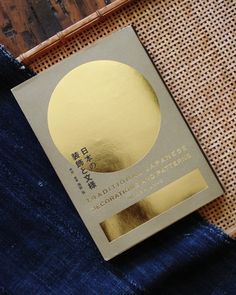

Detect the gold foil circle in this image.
[48,60,161,173]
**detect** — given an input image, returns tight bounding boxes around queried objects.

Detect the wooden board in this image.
[0,0,115,56]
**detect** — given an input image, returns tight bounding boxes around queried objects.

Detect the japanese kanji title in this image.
[70,147,97,191]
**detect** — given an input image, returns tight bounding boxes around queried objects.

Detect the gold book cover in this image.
[12,26,223,260]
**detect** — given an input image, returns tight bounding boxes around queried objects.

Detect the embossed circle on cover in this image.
[48,60,161,173]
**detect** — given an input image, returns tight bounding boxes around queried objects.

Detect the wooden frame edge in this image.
[17,0,134,65]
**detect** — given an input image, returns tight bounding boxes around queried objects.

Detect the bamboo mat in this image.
[18,0,236,236]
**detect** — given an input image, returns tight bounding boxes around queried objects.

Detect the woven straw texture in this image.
[20,0,236,235]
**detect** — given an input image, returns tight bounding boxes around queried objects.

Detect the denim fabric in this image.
[0,45,235,295]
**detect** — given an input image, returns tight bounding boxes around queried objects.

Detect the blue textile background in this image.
[0,45,235,295]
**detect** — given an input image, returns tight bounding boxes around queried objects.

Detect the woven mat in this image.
[22,0,236,234]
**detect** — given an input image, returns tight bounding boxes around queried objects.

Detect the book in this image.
[12,26,223,260]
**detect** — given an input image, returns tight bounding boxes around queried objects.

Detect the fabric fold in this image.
[0,45,34,90]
